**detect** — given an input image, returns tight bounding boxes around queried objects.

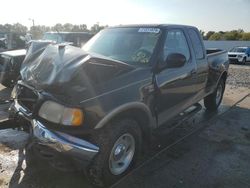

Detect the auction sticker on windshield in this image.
[138,28,160,33]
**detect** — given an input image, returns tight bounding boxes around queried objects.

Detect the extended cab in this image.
[7,25,229,186]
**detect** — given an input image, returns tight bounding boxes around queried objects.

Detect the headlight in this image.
[238,55,243,58]
[38,101,84,126]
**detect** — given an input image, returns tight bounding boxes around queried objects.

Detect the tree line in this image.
[200,29,250,41]
[1,23,250,41]
[0,23,107,39]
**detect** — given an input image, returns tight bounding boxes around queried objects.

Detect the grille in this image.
[228,55,237,58]
[16,85,38,112]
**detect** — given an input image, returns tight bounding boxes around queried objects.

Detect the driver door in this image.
[155,28,198,126]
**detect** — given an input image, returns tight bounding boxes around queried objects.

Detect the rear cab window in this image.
[188,28,205,60]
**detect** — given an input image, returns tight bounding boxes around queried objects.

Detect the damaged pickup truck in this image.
[4,24,229,186]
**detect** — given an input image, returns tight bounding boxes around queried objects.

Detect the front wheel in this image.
[204,79,225,111]
[242,57,246,64]
[86,119,142,187]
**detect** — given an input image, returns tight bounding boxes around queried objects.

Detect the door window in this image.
[163,29,190,62]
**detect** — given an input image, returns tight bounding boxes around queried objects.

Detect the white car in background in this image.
[228,47,250,64]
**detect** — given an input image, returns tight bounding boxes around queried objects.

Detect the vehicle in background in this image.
[42,32,94,47]
[228,46,250,64]
[0,33,8,52]
[0,49,26,87]
[0,32,93,87]
[4,24,229,186]
[0,38,7,51]
[0,32,26,52]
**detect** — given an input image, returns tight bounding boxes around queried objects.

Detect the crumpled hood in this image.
[21,41,134,101]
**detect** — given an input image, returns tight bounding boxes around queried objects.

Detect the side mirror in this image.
[165,53,186,69]
[154,53,187,73]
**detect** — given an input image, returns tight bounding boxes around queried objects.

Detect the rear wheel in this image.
[204,79,225,111]
[86,119,142,187]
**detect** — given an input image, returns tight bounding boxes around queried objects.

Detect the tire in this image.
[86,119,142,187]
[204,79,225,111]
[242,57,246,65]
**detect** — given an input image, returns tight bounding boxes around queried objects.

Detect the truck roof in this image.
[110,24,197,30]
[0,49,26,57]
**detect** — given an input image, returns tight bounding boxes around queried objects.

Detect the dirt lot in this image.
[0,64,249,188]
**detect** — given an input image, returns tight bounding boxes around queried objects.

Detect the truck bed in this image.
[206,48,226,56]
[206,48,229,94]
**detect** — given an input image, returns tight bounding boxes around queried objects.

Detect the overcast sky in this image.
[0,0,249,32]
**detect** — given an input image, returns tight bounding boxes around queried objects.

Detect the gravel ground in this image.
[227,64,250,88]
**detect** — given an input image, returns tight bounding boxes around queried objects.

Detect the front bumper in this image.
[11,99,99,166]
[228,57,244,63]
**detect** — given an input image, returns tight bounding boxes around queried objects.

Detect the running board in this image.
[154,103,202,136]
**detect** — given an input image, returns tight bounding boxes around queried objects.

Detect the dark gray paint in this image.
[9,25,229,140]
